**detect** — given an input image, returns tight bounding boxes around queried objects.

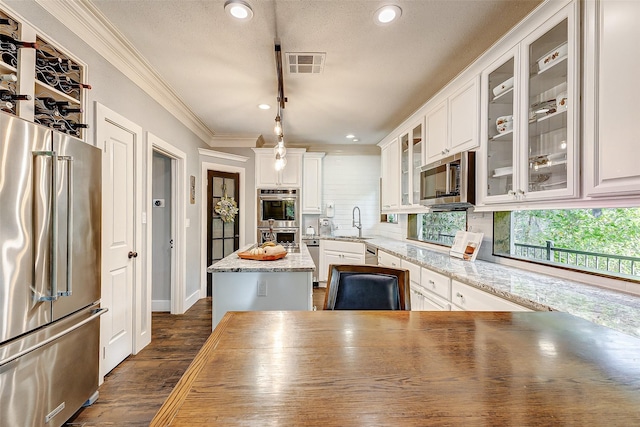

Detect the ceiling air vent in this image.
[286,52,325,74]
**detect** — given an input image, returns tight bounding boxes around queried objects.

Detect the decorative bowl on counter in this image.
[237,251,287,261]
[237,243,288,261]
[537,42,568,72]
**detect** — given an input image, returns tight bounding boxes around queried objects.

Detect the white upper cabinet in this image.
[425,99,448,163]
[302,152,325,214]
[253,148,304,188]
[400,118,424,208]
[449,77,480,154]
[380,137,400,212]
[583,0,640,197]
[425,76,479,164]
[479,1,579,205]
[479,47,519,204]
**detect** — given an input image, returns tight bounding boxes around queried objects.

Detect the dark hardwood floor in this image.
[65,288,327,426]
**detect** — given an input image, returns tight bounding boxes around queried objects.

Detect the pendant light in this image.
[273,41,288,171]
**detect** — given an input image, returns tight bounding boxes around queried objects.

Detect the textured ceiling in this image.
[90,0,542,149]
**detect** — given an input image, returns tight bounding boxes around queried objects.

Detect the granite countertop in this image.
[324,236,640,338]
[208,243,316,273]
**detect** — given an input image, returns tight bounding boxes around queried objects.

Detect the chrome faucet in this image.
[352,206,362,238]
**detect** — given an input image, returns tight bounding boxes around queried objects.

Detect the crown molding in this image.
[295,144,380,155]
[198,148,249,163]
[35,0,215,144]
[209,134,262,147]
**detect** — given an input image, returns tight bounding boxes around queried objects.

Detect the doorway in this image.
[96,102,143,377]
[207,170,240,296]
[147,132,187,315]
[151,151,174,312]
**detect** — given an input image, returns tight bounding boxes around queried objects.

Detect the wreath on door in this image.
[215,184,239,223]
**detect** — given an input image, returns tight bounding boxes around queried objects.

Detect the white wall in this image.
[151,152,171,309]
[5,1,209,303]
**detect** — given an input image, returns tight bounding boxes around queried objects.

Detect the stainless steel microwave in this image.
[419,151,476,210]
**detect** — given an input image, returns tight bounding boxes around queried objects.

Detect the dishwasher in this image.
[365,243,378,265]
[302,237,320,287]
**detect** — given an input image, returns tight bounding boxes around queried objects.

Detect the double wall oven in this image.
[257,189,299,245]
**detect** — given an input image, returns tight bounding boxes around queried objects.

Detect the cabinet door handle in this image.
[429,280,435,288]
[456,292,463,298]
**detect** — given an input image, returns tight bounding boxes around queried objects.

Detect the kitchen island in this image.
[207,244,315,328]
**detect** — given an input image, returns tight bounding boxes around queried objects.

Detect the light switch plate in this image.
[257,280,267,297]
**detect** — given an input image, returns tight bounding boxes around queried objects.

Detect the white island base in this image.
[208,243,316,328]
[211,270,312,328]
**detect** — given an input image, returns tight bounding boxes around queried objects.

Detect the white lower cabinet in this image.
[319,240,365,282]
[420,268,451,301]
[420,290,451,311]
[378,250,401,268]
[403,260,451,311]
[451,280,532,311]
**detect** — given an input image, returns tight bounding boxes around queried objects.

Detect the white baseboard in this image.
[152,299,171,312]
[184,289,200,311]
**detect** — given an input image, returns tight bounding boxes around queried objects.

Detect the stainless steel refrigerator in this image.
[0,113,106,427]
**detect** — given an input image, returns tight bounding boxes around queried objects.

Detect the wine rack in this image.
[34,36,90,138]
[0,11,20,116]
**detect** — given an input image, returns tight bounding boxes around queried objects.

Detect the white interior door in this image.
[101,120,136,375]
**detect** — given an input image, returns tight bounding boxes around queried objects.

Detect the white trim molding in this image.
[210,134,262,148]
[146,132,188,314]
[35,0,215,144]
[95,102,147,373]
[198,148,249,163]
[200,161,247,298]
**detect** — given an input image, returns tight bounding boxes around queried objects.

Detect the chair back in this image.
[323,264,411,310]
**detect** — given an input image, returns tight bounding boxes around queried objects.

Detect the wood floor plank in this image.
[64,297,213,426]
[65,289,327,426]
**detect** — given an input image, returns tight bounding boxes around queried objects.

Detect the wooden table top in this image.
[151,311,640,426]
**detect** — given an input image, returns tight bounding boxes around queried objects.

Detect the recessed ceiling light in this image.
[353,139,359,142]
[224,0,253,21]
[258,104,271,110]
[346,134,355,139]
[375,5,402,25]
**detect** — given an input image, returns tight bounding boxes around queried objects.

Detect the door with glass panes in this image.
[207,171,240,295]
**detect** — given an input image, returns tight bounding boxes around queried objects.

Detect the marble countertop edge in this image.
[323,236,640,338]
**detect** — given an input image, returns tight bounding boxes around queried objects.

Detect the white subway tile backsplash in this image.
[321,154,380,236]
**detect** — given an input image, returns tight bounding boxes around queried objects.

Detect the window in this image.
[494,208,640,280]
[408,211,467,246]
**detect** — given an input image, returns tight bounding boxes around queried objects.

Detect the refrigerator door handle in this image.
[0,307,108,367]
[33,150,59,302]
[58,155,74,297]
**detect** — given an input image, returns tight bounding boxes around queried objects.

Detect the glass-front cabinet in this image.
[411,122,423,204]
[400,119,424,209]
[484,49,518,201]
[480,2,578,204]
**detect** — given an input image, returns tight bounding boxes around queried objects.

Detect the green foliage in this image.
[417,211,466,245]
[511,208,640,256]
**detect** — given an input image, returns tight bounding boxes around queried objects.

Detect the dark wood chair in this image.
[323,264,411,310]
